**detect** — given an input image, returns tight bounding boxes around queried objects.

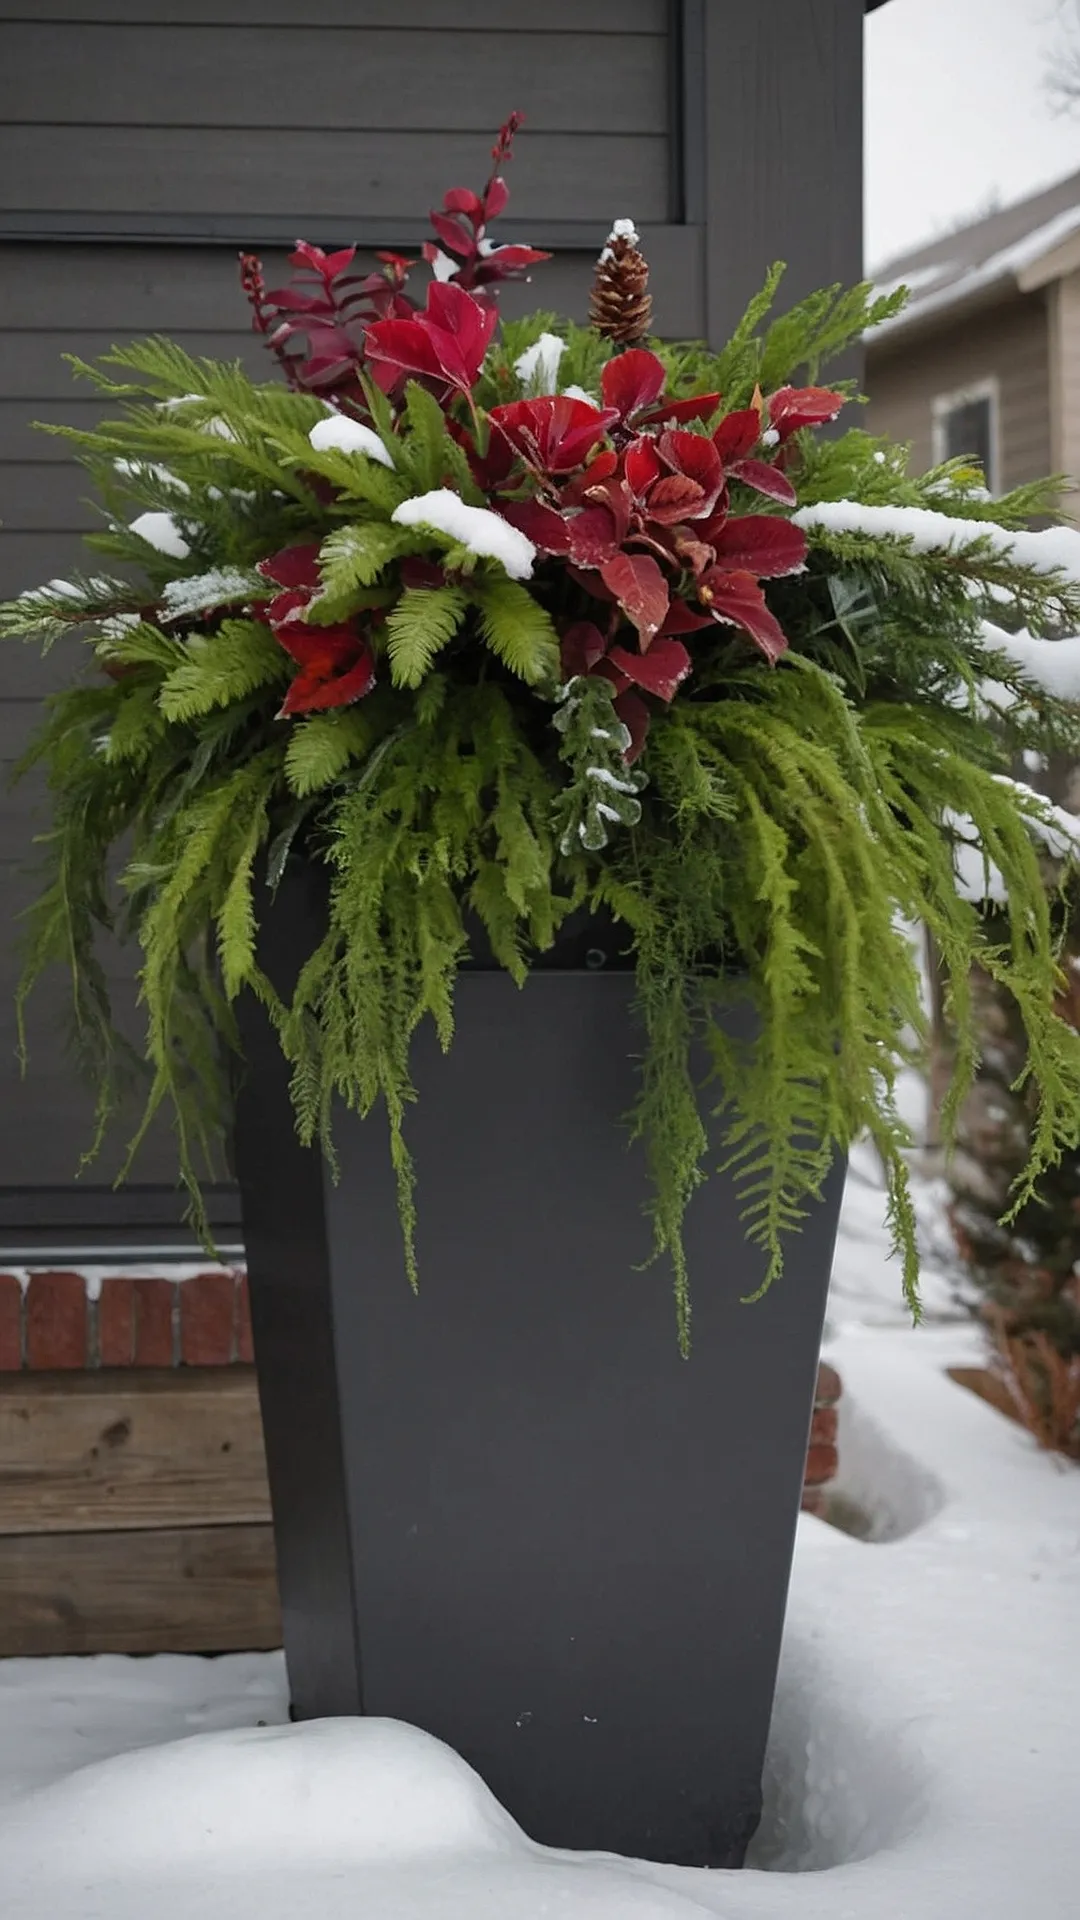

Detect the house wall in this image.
[0,0,680,1243]
[865,293,1053,489]
[0,0,872,1253]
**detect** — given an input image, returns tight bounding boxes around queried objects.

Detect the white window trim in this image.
[931,377,1001,494]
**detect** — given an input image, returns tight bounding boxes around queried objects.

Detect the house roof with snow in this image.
[869,169,1080,348]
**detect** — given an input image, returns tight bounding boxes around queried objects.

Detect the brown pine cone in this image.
[589,220,652,346]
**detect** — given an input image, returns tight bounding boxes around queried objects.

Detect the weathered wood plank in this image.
[0,1370,271,1536]
[0,1523,281,1656]
[0,128,669,225]
[0,26,667,133]
[0,1,666,24]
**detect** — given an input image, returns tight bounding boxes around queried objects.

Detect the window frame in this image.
[931,376,1001,495]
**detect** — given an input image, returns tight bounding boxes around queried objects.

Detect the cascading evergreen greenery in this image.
[5,271,1080,1351]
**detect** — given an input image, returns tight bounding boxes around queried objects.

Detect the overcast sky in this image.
[866,0,1080,268]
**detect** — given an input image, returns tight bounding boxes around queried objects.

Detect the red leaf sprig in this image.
[422,113,551,298]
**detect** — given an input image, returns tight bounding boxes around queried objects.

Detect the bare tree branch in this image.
[1046,0,1080,115]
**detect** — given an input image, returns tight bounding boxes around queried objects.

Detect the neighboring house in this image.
[865,168,1080,506]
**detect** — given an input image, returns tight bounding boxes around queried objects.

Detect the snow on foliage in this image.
[513,332,566,394]
[128,511,190,560]
[159,569,262,620]
[308,415,395,467]
[391,489,535,579]
[794,499,1080,586]
[947,779,1080,902]
[980,621,1080,702]
[114,459,191,495]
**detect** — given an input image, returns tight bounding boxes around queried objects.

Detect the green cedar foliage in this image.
[5,282,1080,1350]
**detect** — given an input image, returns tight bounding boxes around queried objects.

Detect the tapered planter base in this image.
[235,901,843,1868]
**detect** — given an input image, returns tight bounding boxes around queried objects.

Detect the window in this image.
[932,380,999,493]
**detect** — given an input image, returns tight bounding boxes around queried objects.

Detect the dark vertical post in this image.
[700,0,865,348]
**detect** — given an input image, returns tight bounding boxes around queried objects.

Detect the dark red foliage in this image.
[256,545,376,714]
[488,396,620,475]
[422,114,550,297]
[239,116,546,409]
[557,616,690,761]
[365,280,498,400]
[237,122,850,749]
[767,385,846,440]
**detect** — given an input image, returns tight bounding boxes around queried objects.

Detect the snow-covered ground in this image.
[1,1123,1077,1919]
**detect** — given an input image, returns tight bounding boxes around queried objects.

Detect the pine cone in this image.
[589,221,652,346]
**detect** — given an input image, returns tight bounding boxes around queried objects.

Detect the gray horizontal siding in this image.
[0,0,677,1228]
[0,128,670,225]
[0,1,665,24]
[1,25,667,131]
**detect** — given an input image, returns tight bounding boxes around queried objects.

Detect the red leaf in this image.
[257,543,322,591]
[599,551,670,648]
[660,597,714,634]
[729,457,797,506]
[321,247,358,280]
[600,348,667,422]
[426,279,498,362]
[646,474,708,525]
[613,688,651,762]
[428,210,475,258]
[483,176,510,220]
[767,385,845,439]
[640,391,723,428]
[623,435,663,496]
[473,244,550,276]
[560,621,608,677]
[711,515,807,579]
[366,281,495,395]
[658,429,723,505]
[712,407,761,464]
[698,569,789,663]
[399,557,447,590]
[497,498,572,553]
[489,396,619,474]
[260,287,335,314]
[567,504,621,567]
[442,187,484,221]
[607,635,691,701]
[280,641,376,715]
[363,316,449,388]
[289,241,330,273]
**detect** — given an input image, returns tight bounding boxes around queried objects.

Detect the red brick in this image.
[133,1277,176,1367]
[180,1271,236,1366]
[803,1442,839,1489]
[814,1361,842,1407]
[26,1272,88,1369]
[236,1272,254,1364]
[800,1487,828,1517]
[810,1404,838,1448]
[97,1277,135,1367]
[0,1275,22,1371]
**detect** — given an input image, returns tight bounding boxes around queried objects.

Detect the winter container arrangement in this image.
[5,119,1080,1865]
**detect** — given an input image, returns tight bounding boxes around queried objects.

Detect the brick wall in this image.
[0,1268,251,1371]
[800,1360,842,1515]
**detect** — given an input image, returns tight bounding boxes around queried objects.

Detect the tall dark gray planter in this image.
[235,871,843,1869]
